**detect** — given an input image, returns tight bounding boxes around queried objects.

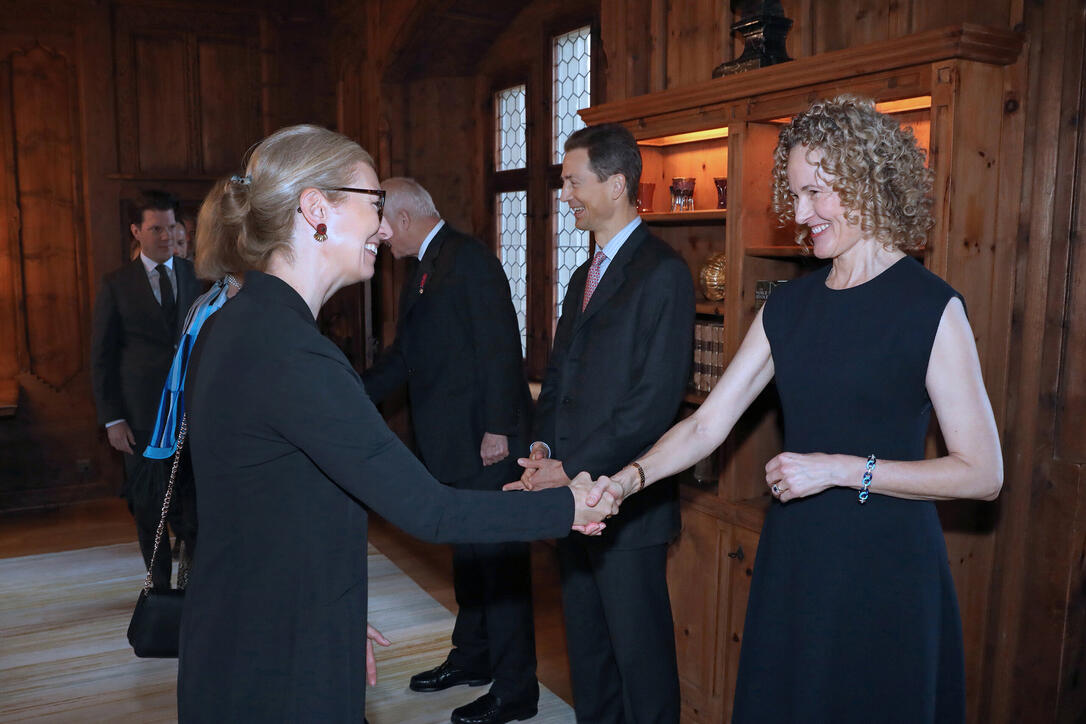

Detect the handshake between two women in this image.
[508,447,634,537]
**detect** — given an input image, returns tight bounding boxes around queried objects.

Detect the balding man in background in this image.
[362,178,538,724]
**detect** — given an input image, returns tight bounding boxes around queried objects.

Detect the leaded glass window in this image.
[553,190,590,328]
[552,25,591,163]
[495,85,527,171]
[498,191,528,353]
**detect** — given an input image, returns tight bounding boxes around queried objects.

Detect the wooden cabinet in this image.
[667,501,762,722]
[582,24,1024,721]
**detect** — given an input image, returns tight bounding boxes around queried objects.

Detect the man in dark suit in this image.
[508,124,694,723]
[91,190,200,589]
[362,178,537,724]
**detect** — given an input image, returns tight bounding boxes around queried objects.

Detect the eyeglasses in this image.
[333,187,385,222]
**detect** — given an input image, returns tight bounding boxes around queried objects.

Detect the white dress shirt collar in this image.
[139,252,174,274]
[594,216,642,279]
[417,219,445,261]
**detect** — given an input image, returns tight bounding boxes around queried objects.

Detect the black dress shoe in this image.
[450,693,537,724]
[408,659,491,692]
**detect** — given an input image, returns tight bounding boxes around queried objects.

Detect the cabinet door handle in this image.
[727,545,744,561]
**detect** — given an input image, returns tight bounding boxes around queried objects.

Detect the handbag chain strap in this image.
[142,414,188,594]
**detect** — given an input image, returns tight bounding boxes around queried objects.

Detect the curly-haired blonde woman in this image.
[587,95,1003,722]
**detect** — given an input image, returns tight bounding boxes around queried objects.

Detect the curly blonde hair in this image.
[771,95,934,251]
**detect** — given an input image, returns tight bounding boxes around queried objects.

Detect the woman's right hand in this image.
[366,624,391,686]
[569,471,620,533]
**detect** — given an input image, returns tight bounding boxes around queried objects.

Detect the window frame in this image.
[483,15,600,380]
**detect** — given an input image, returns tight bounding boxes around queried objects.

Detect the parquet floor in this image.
[0,499,575,723]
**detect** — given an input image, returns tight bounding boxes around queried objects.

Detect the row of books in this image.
[688,280,788,397]
[690,320,725,394]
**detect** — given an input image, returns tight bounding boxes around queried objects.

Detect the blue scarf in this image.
[143,279,232,459]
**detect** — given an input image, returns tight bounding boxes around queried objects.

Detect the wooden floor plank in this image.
[0,541,574,723]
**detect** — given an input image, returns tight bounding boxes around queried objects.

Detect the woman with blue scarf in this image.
[142,207,246,584]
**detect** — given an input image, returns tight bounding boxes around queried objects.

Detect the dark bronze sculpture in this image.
[712,0,793,78]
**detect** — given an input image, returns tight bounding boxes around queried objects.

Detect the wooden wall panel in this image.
[403,77,476,232]
[665,0,723,88]
[604,0,1023,96]
[261,18,335,134]
[10,46,84,389]
[720,524,759,722]
[978,0,1083,720]
[811,0,892,54]
[0,24,111,509]
[780,0,814,61]
[197,38,260,174]
[1058,281,1086,449]
[133,33,190,174]
[1062,463,1086,721]
[0,1,335,513]
[912,0,1015,32]
[667,504,723,719]
[0,55,21,386]
[600,0,665,101]
[1054,18,1086,464]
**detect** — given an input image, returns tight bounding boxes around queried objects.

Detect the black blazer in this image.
[90,256,200,432]
[178,271,573,722]
[363,224,530,483]
[533,222,695,550]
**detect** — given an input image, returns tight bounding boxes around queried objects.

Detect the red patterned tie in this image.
[581,250,608,311]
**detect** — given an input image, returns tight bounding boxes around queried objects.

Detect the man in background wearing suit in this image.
[508,124,694,723]
[91,190,200,590]
[362,178,538,724]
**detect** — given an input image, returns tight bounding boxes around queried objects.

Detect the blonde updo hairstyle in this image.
[771,95,934,251]
[196,124,375,279]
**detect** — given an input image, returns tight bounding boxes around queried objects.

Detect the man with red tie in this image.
[509,124,695,723]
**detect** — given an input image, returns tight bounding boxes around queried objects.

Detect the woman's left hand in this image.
[765,452,851,502]
[366,624,391,685]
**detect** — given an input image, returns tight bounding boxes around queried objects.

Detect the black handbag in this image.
[127,415,188,658]
[128,587,185,657]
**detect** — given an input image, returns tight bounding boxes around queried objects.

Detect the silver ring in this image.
[771,484,781,495]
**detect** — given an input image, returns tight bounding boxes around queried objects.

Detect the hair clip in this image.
[229,174,252,186]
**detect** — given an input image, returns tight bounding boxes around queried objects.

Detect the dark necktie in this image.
[156,263,177,329]
[581,251,607,311]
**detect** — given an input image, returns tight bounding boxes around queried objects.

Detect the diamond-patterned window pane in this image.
[552,25,591,163]
[553,190,590,328]
[497,191,528,354]
[495,85,527,171]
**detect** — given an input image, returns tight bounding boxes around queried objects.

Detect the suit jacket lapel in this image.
[573,224,648,334]
[173,260,200,340]
[400,224,448,320]
[175,260,195,309]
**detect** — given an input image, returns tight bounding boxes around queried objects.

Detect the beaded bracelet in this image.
[857,454,876,504]
[630,461,646,494]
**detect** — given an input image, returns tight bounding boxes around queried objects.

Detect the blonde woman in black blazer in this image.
[177,125,617,723]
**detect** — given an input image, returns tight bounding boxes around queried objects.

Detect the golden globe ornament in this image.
[699,253,727,301]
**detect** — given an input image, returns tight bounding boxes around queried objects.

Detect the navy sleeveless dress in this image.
[732,256,966,723]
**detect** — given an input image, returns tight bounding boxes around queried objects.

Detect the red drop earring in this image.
[314,223,328,242]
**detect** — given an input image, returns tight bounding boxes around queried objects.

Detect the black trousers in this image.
[122,429,197,590]
[556,538,680,724]
[445,454,538,704]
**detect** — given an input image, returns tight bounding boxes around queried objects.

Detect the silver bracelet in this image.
[858,454,876,504]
